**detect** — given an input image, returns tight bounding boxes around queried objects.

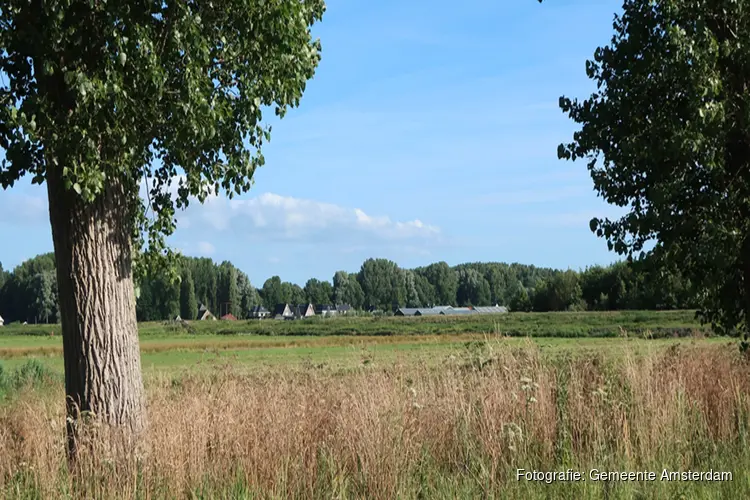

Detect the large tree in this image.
[236,271,258,319]
[261,276,285,310]
[217,262,240,317]
[559,0,750,338]
[0,0,325,456]
[179,268,198,321]
[304,278,333,305]
[456,268,492,307]
[332,270,364,309]
[422,262,458,306]
[357,258,405,311]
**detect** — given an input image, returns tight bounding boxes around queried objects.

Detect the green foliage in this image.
[236,272,258,319]
[179,268,198,321]
[413,273,435,307]
[304,278,333,305]
[510,286,532,313]
[288,283,307,305]
[29,270,58,323]
[357,258,405,311]
[0,254,58,323]
[217,262,240,317]
[533,270,585,312]
[456,268,492,307]
[0,253,705,323]
[0,359,57,400]
[0,309,710,339]
[559,0,750,336]
[332,271,364,309]
[419,262,458,306]
[0,0,326,280]
[261,276,284,310]
[402,269,422,308]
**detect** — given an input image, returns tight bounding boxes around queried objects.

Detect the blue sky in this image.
[0,0,626,286]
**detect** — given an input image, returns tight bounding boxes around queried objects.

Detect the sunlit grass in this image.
[1,339,748,498]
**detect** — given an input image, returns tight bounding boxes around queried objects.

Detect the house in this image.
[273,303,294,320]
[0,315,4,327]
[336,304,352,315]
[248,305,271,319]
[220,313,238,321]
[294,303,315,319]
[315,305,337,317]
[197,304,217,321]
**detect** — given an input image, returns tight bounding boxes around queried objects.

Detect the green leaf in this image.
[72,183,82,195]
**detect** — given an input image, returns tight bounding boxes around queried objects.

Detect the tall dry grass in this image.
[1,340,749,499]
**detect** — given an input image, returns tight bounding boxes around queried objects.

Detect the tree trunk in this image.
[46,167,146,459]
[744,236,750,342]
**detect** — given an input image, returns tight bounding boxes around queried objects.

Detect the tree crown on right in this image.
[559,0,750,336]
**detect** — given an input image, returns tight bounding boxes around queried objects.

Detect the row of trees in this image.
[0,253,697,324]
[0,254,59,324]
[135,258,260,321]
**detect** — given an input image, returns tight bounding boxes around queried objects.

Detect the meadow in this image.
[1,311,747,499]
[0,309,708,339]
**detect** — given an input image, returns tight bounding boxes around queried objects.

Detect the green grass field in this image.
[2,310,746,499]
[0,310,717,376]
[1,309,708,339]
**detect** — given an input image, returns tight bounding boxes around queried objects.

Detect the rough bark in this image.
[46,166,146,459]
[743,236,750,342]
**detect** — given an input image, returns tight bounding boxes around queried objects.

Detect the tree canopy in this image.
[0,253,701,322]
[559,0,750,337]
[0,0,325,275]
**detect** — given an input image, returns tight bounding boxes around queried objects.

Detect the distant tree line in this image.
[0,253,698,324]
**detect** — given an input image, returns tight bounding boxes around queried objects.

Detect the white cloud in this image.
[196,241,215,255]
[180,191,441,243]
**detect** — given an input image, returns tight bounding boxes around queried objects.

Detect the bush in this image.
[0,359,58,400]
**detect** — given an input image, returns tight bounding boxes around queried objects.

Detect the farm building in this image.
[0,314,4,327]
[220,313,238,321]
[248,305,271,319]
[197,304,217,321]
[294,303,315,319]
[336,304,352,315]
[472,305,508,314]
[395,305,508,316]
[443,307,474,315]
[432,306,453,313]
[273,304,294,320]
[395,307,442,317]
[394,308,420,316]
